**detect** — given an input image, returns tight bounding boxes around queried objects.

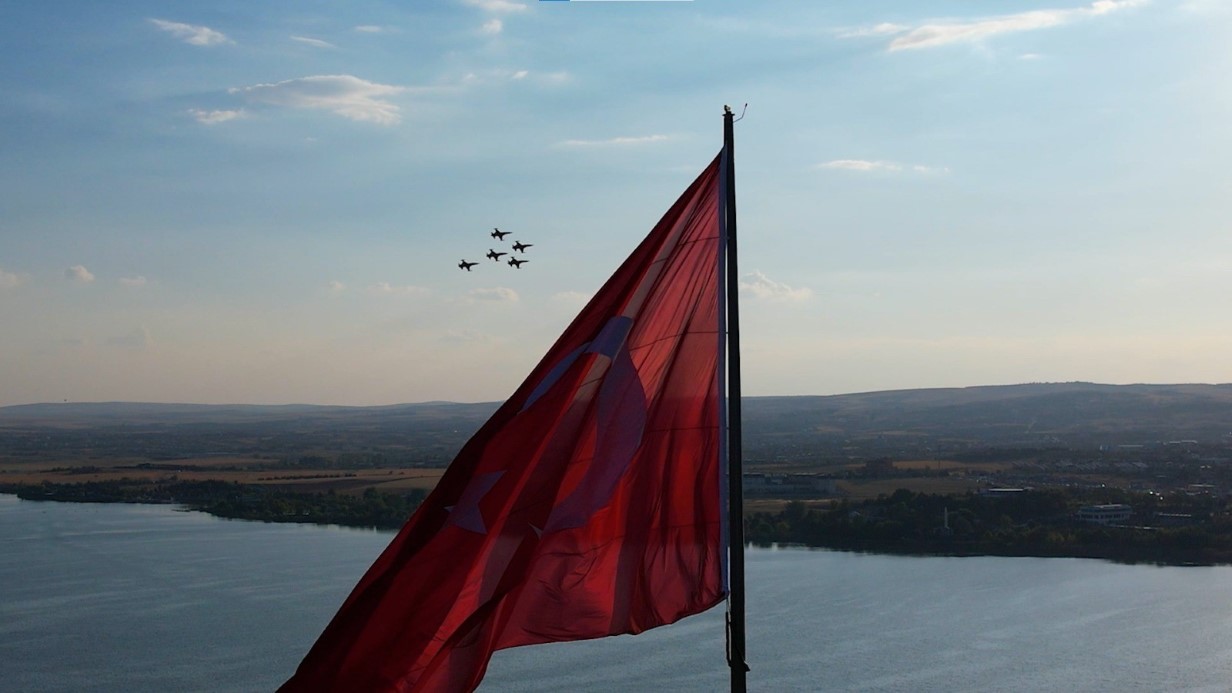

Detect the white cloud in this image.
[118,276,147,288]
[462,69,568,87]
[230,75,407,125]
[291,35,336,49]
[467,287,519,303]
[368,282,429,296]
[1180,0,1231,14]
[353,25,396,34]
[0,268,23,288]
[328,280,346,293]
[558,134,671,147]
[740,271,813,302]
[846,0,1147,52]
[149,18,231,47]
[66,265,95,283]
[553,291,591,306]
[188,108,244,125]
[819,159,903,172]
[818,159,948,175]
[838,22,909,38]
[462,0,527,13]
[481,19,504,35]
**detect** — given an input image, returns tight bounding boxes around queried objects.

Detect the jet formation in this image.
[459,229,534,271]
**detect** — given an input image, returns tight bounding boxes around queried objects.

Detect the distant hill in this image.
[4,383,1232,463]
[0,401,498,428]
[742,382,1232,461]
[0,401,501,466]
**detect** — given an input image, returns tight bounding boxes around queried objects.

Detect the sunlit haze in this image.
[3,0,1231,406]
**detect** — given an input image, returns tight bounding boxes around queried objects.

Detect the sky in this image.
[2,0,1231,407]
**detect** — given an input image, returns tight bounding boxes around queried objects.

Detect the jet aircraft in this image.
[486,249,507,261]
[511,241,533,253]
[491,228,511,240]
[458,260,478,271]
[508,257,528,269]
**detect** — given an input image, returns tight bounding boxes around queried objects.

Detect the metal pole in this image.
[723,104,749,693]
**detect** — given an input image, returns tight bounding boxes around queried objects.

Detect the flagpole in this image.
[723,105,749,693]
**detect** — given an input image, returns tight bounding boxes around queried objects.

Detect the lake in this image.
[3,493,1231,691]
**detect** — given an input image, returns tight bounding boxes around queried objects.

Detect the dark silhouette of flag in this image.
[281,154,726,692]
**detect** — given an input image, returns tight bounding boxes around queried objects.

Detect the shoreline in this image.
[6,482,1231,567]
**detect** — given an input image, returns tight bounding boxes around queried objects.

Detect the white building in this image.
[1077,504,1132,525]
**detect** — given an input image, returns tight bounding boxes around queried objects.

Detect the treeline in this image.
[0,480,425,530]
[746,488,1232,565]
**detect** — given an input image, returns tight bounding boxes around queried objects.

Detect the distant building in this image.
[744,473,837,498]
[1077,504,1132,525]
[1154,513,1196,527]
[979,488,1026,497]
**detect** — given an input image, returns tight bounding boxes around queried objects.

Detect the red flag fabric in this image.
[281,154,726,692]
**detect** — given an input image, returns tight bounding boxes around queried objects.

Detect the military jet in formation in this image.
[458,229,534,270]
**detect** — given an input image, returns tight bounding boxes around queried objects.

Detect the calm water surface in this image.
[3,494,1231,692]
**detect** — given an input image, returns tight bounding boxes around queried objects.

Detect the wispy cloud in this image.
[0,268,23,288]
[1180,0,1231,14]
[291,35,337,49]
[553,291,591,306]
[188,108,244,125]
[817,159,949,175]
[353,25,396,34]
[118,276,147,288]
[819,159,903,172]
[368,282,430,295]
[462,0,528,13]
[838,22,909,38]
[454,68,566,88]
[464,0,526,39]
[230,75,407,125]
[845,0,1146,52]
[149,18,231,47]
[65,265,95,283]
[467,287,519,303]
[327,280,346,293]
[740,271,813,302]
[558,134,671,148]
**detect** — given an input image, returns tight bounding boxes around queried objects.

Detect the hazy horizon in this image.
[4,1,1231,408]
[5,379,1232,410]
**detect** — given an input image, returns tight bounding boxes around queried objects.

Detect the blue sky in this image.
[2,0,1230,406]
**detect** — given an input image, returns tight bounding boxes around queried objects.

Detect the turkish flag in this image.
[281,154,726,692]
